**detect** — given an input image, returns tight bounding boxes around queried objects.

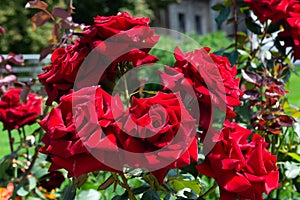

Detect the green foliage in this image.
[150,31,233,67]
[142,31,233,83]
[287,67,300,107]
[0,0,65,53]
[72,0,176,24]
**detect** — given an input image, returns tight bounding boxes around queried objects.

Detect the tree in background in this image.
[0,0,178,54]
[0,0,64,54]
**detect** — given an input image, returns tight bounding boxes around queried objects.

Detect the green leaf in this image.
[223,50,238,65]
[292,111,300,118]
[61,182,76,200]
[31,166,49,179]
[293,176,300,192]
[245,16,262,34]
[211,4,225,11]
[234,101,252,122]
[274,37,286,56]
[141,190,160,200]
[0,157,12,180]
[34,187,46,200]
[215,7,230,29]
[223,0,231,6]
[133,185,151,195]
[180,163,198,178]
[183,190,197,199]
[17,186,29,197]
[287,152,300,162]
[267,21,281,34]
[28,177,37,190]
[172,179,202,195]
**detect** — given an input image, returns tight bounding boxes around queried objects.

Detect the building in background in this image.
[153,0,242,35]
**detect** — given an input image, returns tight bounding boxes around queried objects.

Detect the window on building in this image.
[195,15,202,34]
[178,13,185,33]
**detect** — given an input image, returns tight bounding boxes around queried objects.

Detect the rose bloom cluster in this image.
[0,88,42,131]
[38,12,159,105]
[244,0,300,59]
[159,47,242,132]
[38,12,279,198]
[197,121,279,200]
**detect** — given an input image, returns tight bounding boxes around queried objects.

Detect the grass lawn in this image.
[287,67,300,108]
[0,123,39,157]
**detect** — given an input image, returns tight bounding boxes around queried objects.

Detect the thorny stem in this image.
[271,134,278,154]
[275,128,288,156]
[233,0,238,52]
[120,173,137,200]
[21,127,30,160]
[130,90,157,98]
[43,9,56,22]
[123,74,130,107]
[18,128,42,184]
[18,106,49,184]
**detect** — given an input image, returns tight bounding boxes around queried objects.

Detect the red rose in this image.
[0,88,42,130]
[93,12,151,38]
[244,0,290,23]
[197,121,280,200]
[39,86,121,177]
[114,92,198,183]
[40,87,197,183]
[278,16,300,60]
[39,12,158,105]
[159,47,242,131]
[38,171,65,192]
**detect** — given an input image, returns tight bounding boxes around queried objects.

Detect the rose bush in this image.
[39,12,158,105]
[40,85,198,183]
[2,1,299,198]
[244,0,300,59]
[0,88,42,130]
[197,121,280,200]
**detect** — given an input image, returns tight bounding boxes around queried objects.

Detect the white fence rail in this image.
[2,54,51,82]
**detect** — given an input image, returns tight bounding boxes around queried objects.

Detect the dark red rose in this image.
[114,92,198,183]
[159,47,242,131]
[39,86,121,177]
[197,121,280,200]
[39,12,158,105]
[0,88,42,130]
[244,0,290,23]
[38,171,65,192]
[278,16,300,60]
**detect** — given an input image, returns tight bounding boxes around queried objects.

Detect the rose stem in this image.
[198,182,218,199]
[21,127,30,160]
[123,74,130,107]
[120,173,137,200]
[233,0,238,52]
[8,130,14,153]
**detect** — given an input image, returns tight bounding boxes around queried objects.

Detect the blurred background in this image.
[0,0,237,54]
